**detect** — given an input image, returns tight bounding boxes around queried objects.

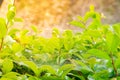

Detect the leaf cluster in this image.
[0,2,120,80]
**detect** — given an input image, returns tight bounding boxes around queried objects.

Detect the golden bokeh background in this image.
[0,0,120,37]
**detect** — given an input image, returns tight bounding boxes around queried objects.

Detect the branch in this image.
[0,38,4,51]
[110,53,118,77]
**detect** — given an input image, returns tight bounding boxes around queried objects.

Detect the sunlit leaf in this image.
[87,49,110,59]
[2,59,13,74]
[106,32,120,53]
[23,61,39,76]
[58,64,74,78]
[69,20,85,28]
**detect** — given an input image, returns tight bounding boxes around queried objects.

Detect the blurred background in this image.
[0,0,120,37]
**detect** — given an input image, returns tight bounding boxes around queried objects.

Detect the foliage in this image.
[0,1,120,80]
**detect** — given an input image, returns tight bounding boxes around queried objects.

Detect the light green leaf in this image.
[52,28,60,37]
[14,17,23,22]
[7,11,15,21]
[2,59,13,74]
[62,30,74,51]
[2,72,20,79]
[69,20,85,28]
[31,25,38,33]
[90,5,95,11]
[23,61,39,76]
[115,57,120,69]
[58,64,74,78]
[0,78,12,80]
[39,65,56,75]
[87,49,110,60]
[113,23,120,38]
[11,43,22,53]
[106,32,120,53]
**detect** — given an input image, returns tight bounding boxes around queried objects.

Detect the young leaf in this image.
[31,25,38,33]
[2,59,13,74]
[23,61,39,76]
[7,11,15,21]
[106,32,120,53]
[58,64,74,78]
[2,72,20,79]
[87,49,110,60]
[39,65,56,75]
[69,20,85,28]
[113,23,120,38]
[62,30,74,51]
[90,5,95,11]
[11,43,22,53]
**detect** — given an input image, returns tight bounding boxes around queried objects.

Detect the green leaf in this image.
[23,61,39,76]
[2,72,20,79]
[28,76,41,80]
[0,18,7,39]
[90,5,95,11]
[8,28,19,37]
[14,17,23,22]
[2,59,13,74]
[62,30,74,51]
[87,49,110,60]
[115,57,120,69]
[58,64,74,78]
[69,20,85,28]
[11,43,22,53]
[39,65,56,75]
[106,32,120,53]
[7,11,15,21]
[113,23,120,38]
[31,25,38,33]
[0,78,11,80]
[93,70,109,80]
[52,28,60,37]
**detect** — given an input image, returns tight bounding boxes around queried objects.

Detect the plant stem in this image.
[110,53,118,77]
[0,38,4,51]
[58,49,61,65]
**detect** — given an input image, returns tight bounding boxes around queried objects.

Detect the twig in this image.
[0,38,4,51]
[110,53,118,77]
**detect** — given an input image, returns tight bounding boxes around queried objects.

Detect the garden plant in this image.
[0,0,120,80]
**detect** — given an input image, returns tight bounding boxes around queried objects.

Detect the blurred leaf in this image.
[7,11,15,21]
[87,49,110,59]
[69,20,85,28]
[106,32,120,53]
[62,30,74,51]
[115,57,120,69]
[93,70,109,80]
[90,5,95,11]
[14,18,23,22]
[8,28,19,37]
[2,72,20,79]
[52,28,60,37]
[11,43,22,53]
[31,25,38,33]
[113,23,120,38]
[58,64,74,78]
[39,65,56,75]
[2,59,13,74]
[23,61,39,76]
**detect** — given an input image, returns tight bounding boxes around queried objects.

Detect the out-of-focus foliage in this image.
[0,1,120,80]
[1,0,120,37]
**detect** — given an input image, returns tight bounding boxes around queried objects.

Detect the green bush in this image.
[0,1,120,80]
